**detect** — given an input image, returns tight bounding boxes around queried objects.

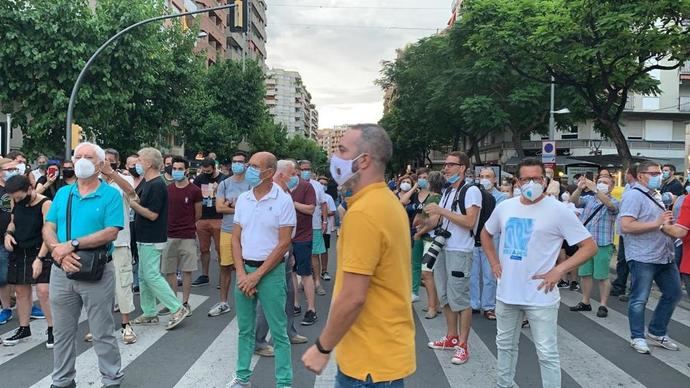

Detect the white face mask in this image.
[561,192,571,202]
[329,154,363,187]
[520,181,544,202]
[74,158,96,179]
[596,183,609,194]
[480,179,493,190]
[16,163,26,175]
[400,182,412,192]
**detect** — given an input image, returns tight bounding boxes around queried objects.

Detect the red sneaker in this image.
[428,335,459,350]
[451,343,470,365]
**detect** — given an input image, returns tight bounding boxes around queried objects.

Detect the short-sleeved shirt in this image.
[325,194,337,234]
[135,177,168,243]
[619,183,675,264]
[484,196,591,306]
[234,183,296,261]
[441,184,482,252]
[217,177,251,233]
[334,182,415,382]
[578,195,619,246]
[661,178,683,197]
[167,183,203,239]
[0,185,11,236]
[290,179,316,242]
[46,181,124,246]
[107,174,134,247]
[309,179,326,230]
[193,172,227,220]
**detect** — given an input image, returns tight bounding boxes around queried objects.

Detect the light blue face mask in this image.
[232,162,245,175]
[287,175,299,190]
[246,166,262,187]
[171,170,185,181]
[662,171,671,180]
[135,163,144,176]
[301,170,311,181]
[417,178,428,189]
[648,174,662,190]
[447,174,460,184]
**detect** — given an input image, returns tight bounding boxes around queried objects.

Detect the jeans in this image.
[335,370,404,388]
[674,243,682,270]
[611,236,629,294]
[137,243,182,317]
[627,260,683,339]
[470,246,496,311]
[235,263,291,387]
[496,301,560,388]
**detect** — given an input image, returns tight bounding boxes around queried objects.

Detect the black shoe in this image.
[610,289,625,297]
[569,302,592,312]
[557,280,570,288]
[619,294,629,302]
[51,381,76,388]
[597,306,608,318]
[569,281,580,291]
[301,310,318,326]
[3,326,31,346]
[293,305,302,317]
[47,327,54,349]
[472,309,481,314]
[132,285,140,294]
[191,275,209,287]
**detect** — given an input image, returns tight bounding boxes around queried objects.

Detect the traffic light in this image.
[71,123,83,149]
[229,0,248,33]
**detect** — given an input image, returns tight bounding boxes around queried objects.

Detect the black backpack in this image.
[450,183,496,247]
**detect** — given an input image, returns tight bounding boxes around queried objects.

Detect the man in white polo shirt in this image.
[229,152,296,388]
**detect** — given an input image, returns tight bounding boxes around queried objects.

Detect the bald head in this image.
[249,151,277,171]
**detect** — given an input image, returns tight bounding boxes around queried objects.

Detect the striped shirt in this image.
[578,195,619,246]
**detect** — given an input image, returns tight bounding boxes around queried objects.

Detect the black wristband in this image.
[315,337,332,354]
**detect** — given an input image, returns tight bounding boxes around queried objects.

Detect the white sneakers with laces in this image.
[646,333,680,351]
[630,338,650,354]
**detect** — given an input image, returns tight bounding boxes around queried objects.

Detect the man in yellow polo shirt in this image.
[302,124,416,386]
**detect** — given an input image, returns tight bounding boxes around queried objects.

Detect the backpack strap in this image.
[583,204,605,227]
[632,187,665,211]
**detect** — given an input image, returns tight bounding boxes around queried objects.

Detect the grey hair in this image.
[277,159,294,173]
[138,147,163,169]
[427,171,445,194]
[298,159,311,168]
[351,124,393,167]
[480,167,496,179]
[73,142,106,163]
[104,148,120,161]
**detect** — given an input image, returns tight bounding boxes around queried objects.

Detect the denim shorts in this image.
[335,370,404,388]
[292,241,313,276]
[0,246,9,286]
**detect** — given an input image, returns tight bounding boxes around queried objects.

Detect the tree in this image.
[282,135,328,174]
[0,0,203,157]
[462,0,690,169]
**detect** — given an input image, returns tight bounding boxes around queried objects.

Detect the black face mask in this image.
[17,194,31,207]
[164,166,173,176]
[128,167,140,178]
[204,171,214,177]
[110,162,119,171]
[62,169,75,179]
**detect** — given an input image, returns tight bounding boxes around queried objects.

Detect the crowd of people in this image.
[0,124,688,387]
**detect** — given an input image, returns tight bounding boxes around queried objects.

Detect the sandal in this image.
[483,310,496,320]
[425,310,438,319]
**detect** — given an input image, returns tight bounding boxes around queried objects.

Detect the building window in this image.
[642,96,660,110]
[560,125,578,140]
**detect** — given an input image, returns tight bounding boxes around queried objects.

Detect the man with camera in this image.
[43,142,125,388]
[480,158,597,388]
[424,151,481,365]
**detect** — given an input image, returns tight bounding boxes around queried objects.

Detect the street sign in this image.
[542,141,556,164]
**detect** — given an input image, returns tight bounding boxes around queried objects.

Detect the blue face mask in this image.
[343,189,353,198]
[447,174,460,184]
[287,175,299,190]
[662,171,671,180]
[231,162,245,175]
[246,166,263,187]
[135,163,144,176]
[171,170,185,181]
[301,171,311,181]
[648,174,662,190]
[417,178,428,189]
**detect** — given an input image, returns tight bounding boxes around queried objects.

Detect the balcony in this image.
[681,62,690,80]
[680,96,690,112]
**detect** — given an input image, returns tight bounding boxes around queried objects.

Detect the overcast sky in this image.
[265,0,452,128]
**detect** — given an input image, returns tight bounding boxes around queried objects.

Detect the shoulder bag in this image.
[64,188,110,281]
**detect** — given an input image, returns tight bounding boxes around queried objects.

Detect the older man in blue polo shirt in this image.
[43,142,124,388]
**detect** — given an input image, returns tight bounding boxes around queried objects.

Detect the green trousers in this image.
[235,263,292,387]
[412,239,424,295]
[137,243,181,317]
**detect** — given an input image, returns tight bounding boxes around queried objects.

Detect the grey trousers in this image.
[50,262,123,387]
[256,258,299,347]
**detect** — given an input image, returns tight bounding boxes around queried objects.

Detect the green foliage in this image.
[461,0,690,168]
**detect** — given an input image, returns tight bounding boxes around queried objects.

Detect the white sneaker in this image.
[630,338,651,354]
[411,293,420,303]
[208,302,231,317]
[122,324,137,345]
[646,333,679,351]
[227,377,251,388]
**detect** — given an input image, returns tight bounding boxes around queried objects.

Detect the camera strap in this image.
[438,184,464,231]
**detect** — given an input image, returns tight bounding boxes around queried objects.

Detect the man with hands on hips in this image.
[480,158,597,388]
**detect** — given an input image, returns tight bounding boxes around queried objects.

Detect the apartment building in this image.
[226,0,268,69]
[265,69,319,138]
[317,126,348,156]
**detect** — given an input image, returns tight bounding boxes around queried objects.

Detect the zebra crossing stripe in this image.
[174,314,260,388]
[646,294,690,328]
[559,291,690,378]
[412,289,516,388]
[313,356,338,387]
[522,325,646,387]
[30,294,209,388]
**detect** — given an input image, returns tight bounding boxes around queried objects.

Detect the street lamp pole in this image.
[65,3,236,160]
[549,76,556,141]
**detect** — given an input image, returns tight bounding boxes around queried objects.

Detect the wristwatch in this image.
[315,337,332,354]
[71,239,80,251]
